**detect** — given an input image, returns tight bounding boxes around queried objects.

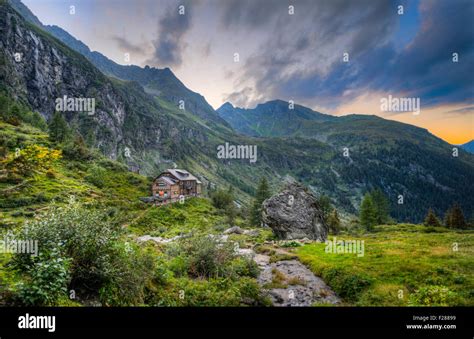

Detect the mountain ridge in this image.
[460,140,474,154]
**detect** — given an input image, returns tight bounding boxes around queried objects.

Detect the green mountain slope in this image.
[217,103,474,222]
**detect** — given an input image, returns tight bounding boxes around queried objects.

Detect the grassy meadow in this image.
[295,224,474,306]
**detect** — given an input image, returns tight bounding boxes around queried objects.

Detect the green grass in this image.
[128,197,225,237]
[295,224,474,306]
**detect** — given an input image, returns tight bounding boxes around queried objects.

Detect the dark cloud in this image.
[111,35,147,56]
[221,0,473,110]
[147,1,192,68]
[383,0,474,106]
[220,0,403,107]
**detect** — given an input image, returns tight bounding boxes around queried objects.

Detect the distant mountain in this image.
[460,140,474,154]
[218,99,474,221]
[217,100,335,137]
[2,0,474,223]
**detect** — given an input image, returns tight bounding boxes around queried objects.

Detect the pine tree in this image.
[63,133,90,160]
[251,177,271,226]
[327,209,341,234]
[318,195,332,221]
[48,111,70,143]
[371,188,390,224]
[447,203,467,229]
[360,193,377,231]
[424,208,441,227]
[444,207,454,228]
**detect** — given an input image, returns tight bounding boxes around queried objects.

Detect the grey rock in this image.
[243,229,260,237]
[223,226,244,234]
[136,234,183,244]
[235,248,255,258]
[262,182,328,241]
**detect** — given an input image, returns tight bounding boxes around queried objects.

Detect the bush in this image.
[62,134,91,161]
[175,235,236,278]
[230,257,260,278]
[15,248,71,306]
[12,202,119,289]
[84,165,107,188]
[10,202,155,305]
[210,188,236,224]
[408,285,459,306]
[99,243,156,306]
[322,268,372,301]
[3,144,62,176]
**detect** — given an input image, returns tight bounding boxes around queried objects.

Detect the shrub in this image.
[99,243,156,306]
[84,165,107,188]
[424,208,441,227]
[62,134,91,161]
[211,188,236,224]
[15,248,71,306]
[322,268,372,301]
[3,144,62,176]
[177,235,236,278]
[10,202,149,304]
[408,285,459,306]
[230,257,260,278]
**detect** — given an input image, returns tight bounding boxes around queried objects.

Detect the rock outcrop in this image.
[262,182,328,241]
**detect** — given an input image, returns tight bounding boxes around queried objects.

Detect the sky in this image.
[23,0,474,144]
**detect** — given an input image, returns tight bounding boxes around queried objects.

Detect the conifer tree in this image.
[445,203,467,229]
[371,188,390,224]
[251,177,271,226]
[318,195,332,221]
[360,193,377,231]
[48,111,70,143]
[424,208,441,227]
[327,209,341,234]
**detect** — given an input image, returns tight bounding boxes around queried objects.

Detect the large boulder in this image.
[262,182,328,241]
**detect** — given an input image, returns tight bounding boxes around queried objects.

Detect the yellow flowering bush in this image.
[4,144,62,176]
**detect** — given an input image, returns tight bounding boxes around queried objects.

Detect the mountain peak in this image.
[257,99,288,107]
[217,102,234,111]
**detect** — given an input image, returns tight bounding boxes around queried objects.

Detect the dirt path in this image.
[253,253,341,306]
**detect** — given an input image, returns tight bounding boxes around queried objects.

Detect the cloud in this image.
[445,105,474,116]
[110,35,147,56]
[223,86,263,108]
[146,1,193,68]
[201,42,211,58]
[220,0,473,112]
[219,0,402,108]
